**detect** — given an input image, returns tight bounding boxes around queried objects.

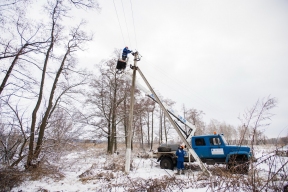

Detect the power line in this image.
[113,0,139,50]
[121,0,131,46]
[139,59,223,117]
[129,0,138,49]
[113,0,126,45]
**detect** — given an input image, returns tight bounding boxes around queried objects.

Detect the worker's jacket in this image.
[122,47,132,56]
[176,148,186,162]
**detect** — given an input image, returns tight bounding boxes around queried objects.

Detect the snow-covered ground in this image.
[10,145,288,192]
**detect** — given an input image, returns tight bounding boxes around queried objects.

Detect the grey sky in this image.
[74,0,288,138]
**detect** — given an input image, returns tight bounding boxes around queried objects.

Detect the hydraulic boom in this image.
[136,67,211,176]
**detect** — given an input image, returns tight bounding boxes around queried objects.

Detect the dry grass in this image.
[0,160,64,191]
[103,155,127,171]
[79,169,116,183]
[2,142,287,191]
[0,168,24,192]
[26,163,64,181]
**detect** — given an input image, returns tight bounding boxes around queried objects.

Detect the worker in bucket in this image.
[176,144,186,175]
[122,46,133,60]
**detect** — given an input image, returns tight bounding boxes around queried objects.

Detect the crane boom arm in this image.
[136,67,211,176]
[146,94,196,140]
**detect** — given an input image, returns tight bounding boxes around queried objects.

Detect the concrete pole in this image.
[125,52,138,174]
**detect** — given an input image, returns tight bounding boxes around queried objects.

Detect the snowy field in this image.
[9,144,288,192]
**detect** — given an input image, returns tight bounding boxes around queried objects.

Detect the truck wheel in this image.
[160,157,173,170]
[158,147,171,152]
[242,163,249,173]
[227,161,236,172]
[227,160,249,173]
[227,155,249,174]
[236,162,249,173]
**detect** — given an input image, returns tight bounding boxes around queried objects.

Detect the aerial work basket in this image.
[116,59,127,70]
[115,52,138,74]
[116,57,128,74]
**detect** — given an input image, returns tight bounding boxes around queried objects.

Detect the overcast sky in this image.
[70,0,288,138]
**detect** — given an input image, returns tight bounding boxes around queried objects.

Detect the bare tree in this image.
[162,99,175,144]
[0,20,47,96]
[0,2,49,98]
[44,106,85,160]
[31,22,92,164]
[86,57,131,154]
[25,0,97,167]
[0,0,29,27]
[149,102,156,151]
[27,0,62,167]
[0,0,100,169]
[237,124,250,145]
[159,108,163,144]
[184,107,205,135]
[118,81,131,148]
[140,97,155,149]
[239,96,278,191]
[0,97,29,167]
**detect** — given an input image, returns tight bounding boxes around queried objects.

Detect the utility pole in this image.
[125,51,139,174]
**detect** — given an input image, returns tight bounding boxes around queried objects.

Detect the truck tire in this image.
[158,147,171,152]
[227,155,249,174]
[241,163,249,173]
[228,162,249,174]
[160,157,173,170]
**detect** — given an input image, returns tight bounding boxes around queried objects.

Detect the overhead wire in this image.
[113,0,139,51]
[120,0,131,47]
[113,0,215,118]
[129,0,138,49]
[115,1,219,116]
[117,2,218,117]
[139,58,225,120]
[113,0,126,45]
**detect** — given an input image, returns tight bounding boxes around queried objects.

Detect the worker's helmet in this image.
[180,143,185,149]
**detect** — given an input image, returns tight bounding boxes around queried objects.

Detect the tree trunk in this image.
[131,121,135,151]
[107,93,113,154]
[150,111,154,151]
[27,38,54,167]
[147,112,150,148]
[164,115,168,144]
[140,114,144,149]
[159,109,163,145]
[107,123,112,153]
[123,98,127,148]
[27,1,59,167]
[33,48,69,159]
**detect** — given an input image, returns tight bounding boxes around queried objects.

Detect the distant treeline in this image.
[227,136,288,146]
[74,136,288,146]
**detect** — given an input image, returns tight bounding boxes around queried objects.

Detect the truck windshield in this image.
[220,135,228,145]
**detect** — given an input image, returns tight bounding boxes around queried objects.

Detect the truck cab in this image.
[192,134,251,167]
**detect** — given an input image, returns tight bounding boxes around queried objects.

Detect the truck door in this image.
[209,136,226,158]
[193,137,210,158]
